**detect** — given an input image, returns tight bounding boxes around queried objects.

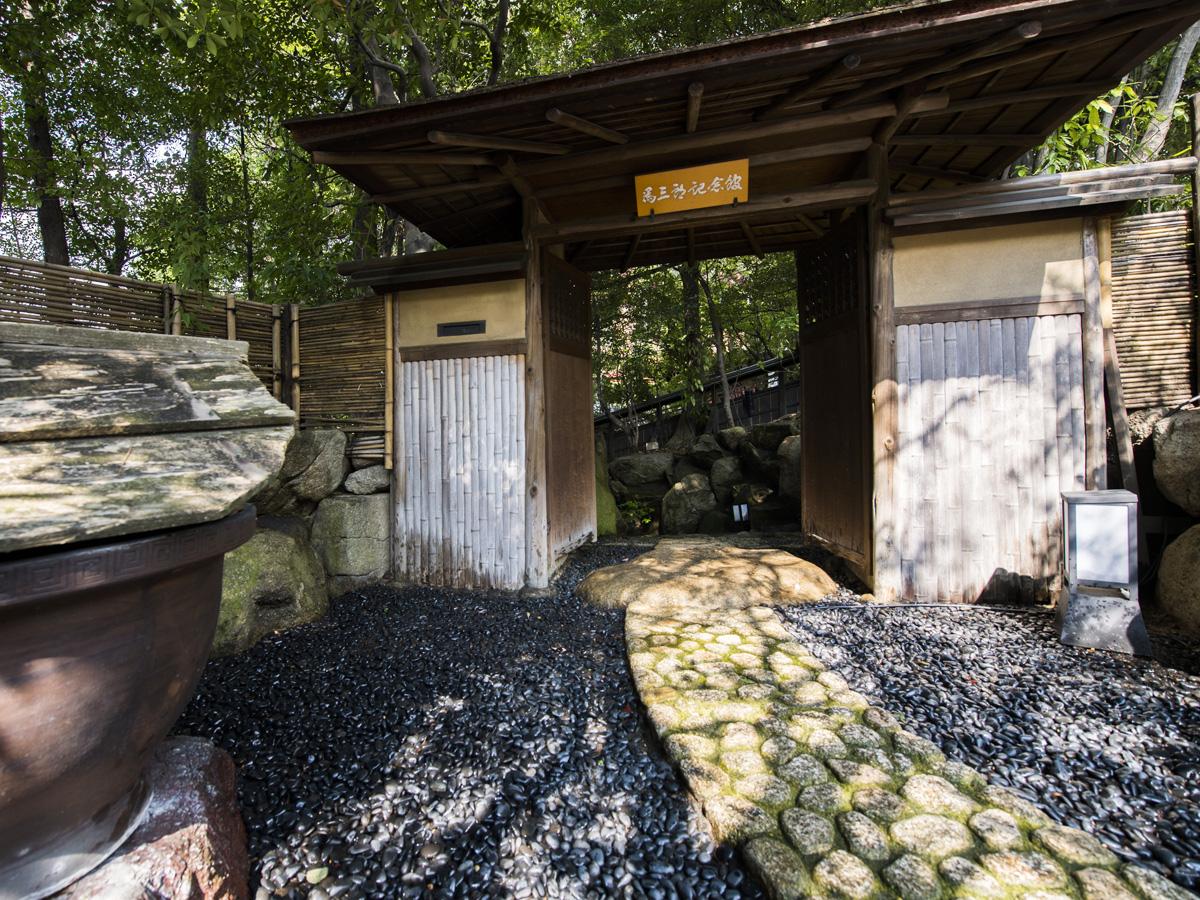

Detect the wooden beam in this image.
[740,220,764,257]
[796,212,826,238]
[686,83,704,133]
[921,79,1116,118]
[889,133,1042,148]
[756,54,862,121]
[868,140,899,601]
[428,130,571,156]
[891,183,1185,228]
[686,229,697,267]
[566,239,593,263]
[312,150,491,167]
[874,81,932,146]
[888,157,1197,208]
[620,234,641,271]
[1082,217,1107,491]
[536,137,874,200]
[833,21,1040,110]
[534,179,878,242]
[546,108,628,144]
[888,174,1179,217]
[521,100,915,178]
[497,156,553,223]
[371,173,509,204]
[891,163,987,185]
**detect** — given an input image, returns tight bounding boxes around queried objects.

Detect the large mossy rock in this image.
[718,426,748,452]
[214,527,328,656]
[311,493,390,594]
[255,428,347,515]
[777,434,803,502]
[1153,411,1200,515]
[344,464,390,495]
[578,538,839,610]
[750,414,801,453]
[710,456,744,505]
[689,433,726,466]
[662,473,718,534]
[1157,525,1200,634]
[595,436,618,537]
[610,451,674,486]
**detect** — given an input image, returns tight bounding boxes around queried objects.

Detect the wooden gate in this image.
[795,219,871,575]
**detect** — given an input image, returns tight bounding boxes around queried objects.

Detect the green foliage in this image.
[618,498,657,535]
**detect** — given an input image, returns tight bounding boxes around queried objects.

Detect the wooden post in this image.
[384,296,395,472]
[289,303,301,415]
[1081,217,1108,491]
[868,142,900,602]
[225,294,237,341]
[271,304,282,400]
[524,198,551,588]
[169,285,182,335]
[161,286,173,335]
[1191,93,1200,396]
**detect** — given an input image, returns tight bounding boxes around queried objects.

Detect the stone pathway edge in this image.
[624,598,1197,900]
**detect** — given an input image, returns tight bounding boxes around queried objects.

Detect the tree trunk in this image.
[1095,80,1126,167]
[238,124,255,300]
[106,217,128,275]
[0,115,6,219]
[1137,21,1200,162]
[185,119,209,293]
[487,0,510,85]
[20,46,69,265]
[678,263,706,425]
[700,269,735,428]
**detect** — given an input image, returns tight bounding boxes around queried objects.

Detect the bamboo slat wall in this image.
[894,315,1087,603]
[395,355,526,589]
[1110,211,1197,409]
[296,297,388,436]
[0,255,166,332]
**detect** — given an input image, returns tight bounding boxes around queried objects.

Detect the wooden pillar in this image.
[1082,217,1107,491]
[225,294,237,340]
[1191,93,1200,396]
[270,304,282,400]
[868,141,900,602]
[169,284,183,335]
[289,302,301,415]
[390,293,404,579]
[524,198,551,587]
[384,297,395,472]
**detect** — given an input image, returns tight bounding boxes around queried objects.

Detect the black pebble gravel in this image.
[177,544,763,899]
[778,599,1200,892]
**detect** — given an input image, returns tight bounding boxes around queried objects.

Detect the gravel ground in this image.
[777,599,1200,892]
[177,544,763,900]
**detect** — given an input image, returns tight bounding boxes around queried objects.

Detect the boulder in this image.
[734,482,775,505]
[214,527,328,656]
[1129,406,1171,447]
[672,457,710,483]
[1153,411,1200,515]
[1157,525,1200,634]
[61,737,248,900]
[778,434,803,502]
[698,509,732,534]
[662,474,718,534]
[689,433,726,466]
[611,479,670,503]
[710,457,744,505]
[610,451,674,486]
[740,440,781,484]
[311,493,390,595]
[255,428,348,515]
[750,414,801,453]
[595,436,618,537]
[718,426,749,453]
[344,464,390,495]
[578,538,839,610]
[665,416,697,453]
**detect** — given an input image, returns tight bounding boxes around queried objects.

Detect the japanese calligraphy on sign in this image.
[634,159,749,217]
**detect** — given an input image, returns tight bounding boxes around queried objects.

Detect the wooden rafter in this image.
[740,220,764,257]
[621,234,642,271]
[497,156,554,223]
[371,173,509,205]
[686,83,704,133]
[890,163,986,185]
[756,54,862,121]
[427,130,570,156]
[546,108,628,144]
[312,150,491,167]
[922,79,1116,118]
[796,212,826,238]
[889,133,1041,147]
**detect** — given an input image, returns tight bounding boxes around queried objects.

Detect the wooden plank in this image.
[892,184,1186,228]
[525,199,550,587]
[428,129,570,156]
[399,339,528,362]
[895,296,1084,325]
[1081,218,1107,490]
[311,150,491,167]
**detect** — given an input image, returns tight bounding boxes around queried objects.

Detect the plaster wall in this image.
[893,219,1085,307]
[393,279,526,347]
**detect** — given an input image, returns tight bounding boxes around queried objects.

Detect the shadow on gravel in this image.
[177,543,761,899]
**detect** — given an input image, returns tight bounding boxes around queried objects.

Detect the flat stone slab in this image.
[624,596,1199,900]
[579,538,839,611]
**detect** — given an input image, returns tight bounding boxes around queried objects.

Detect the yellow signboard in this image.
[634,159,749,217]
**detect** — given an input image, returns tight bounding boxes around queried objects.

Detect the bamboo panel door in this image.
[796,218,872,576]
[542,254,597,563]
